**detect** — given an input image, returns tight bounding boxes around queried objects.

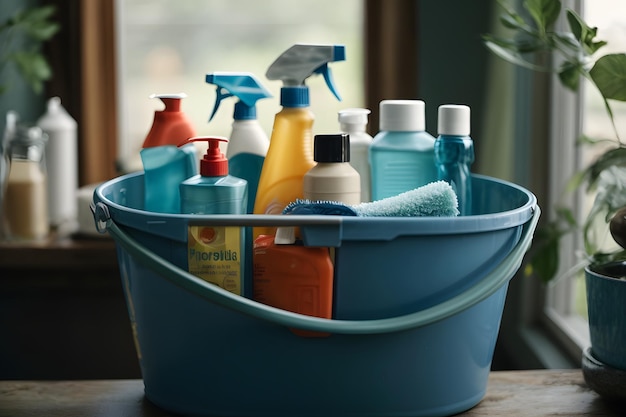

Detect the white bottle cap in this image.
[379,100,425,132]
[437,104,470,136]
[338,108,371,125]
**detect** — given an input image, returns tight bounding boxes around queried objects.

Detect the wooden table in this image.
[0,370,622,416]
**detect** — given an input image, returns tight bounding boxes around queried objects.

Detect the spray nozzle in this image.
[179,136,229,177]
[266,44,345,106]
[205,72,272,122]
[313,63,341,101]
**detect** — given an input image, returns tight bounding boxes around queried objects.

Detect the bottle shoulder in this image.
[371,130,435,149]
[305,162,360,178]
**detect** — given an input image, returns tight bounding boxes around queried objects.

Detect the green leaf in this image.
[18,6,59,41]
[590,54,626,101]
[524,0,561,33]
[500,12,528,31]
[565,169,586,193]
[583,146,626,190]
[577,134,607,146]
[558,60,582,91]
[484,39,548,71]
[566,10,607,55]
[528,218,569,282]
[529,236,560,282]
[556,207,577,228]
[11,51,52,94]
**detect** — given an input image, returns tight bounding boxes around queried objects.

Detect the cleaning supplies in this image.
[179,136,248,295]
[435,104,475,216]
[205,72,272,213]
[338,108,373,202]
[36,97,78,231]
[253,232,334,338]
[369,100,438,200]
[284,180,459,217]
[142,93,196,148]
[303,133,360,205]
[140,144,198,213]
[253,44,346,237]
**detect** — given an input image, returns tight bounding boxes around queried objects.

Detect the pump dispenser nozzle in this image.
[180,136,229,177]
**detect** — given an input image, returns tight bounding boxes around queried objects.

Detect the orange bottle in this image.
[142,93,196,148]
[253,232,334,337]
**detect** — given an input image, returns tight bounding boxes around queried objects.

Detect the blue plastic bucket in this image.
[93,173,538,417]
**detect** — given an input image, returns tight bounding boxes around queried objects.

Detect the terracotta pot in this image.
[585,262,626,371]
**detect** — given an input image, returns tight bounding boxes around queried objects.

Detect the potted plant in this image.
[483,0,626,398]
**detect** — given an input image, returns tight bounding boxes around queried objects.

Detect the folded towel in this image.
[283,180,459,217]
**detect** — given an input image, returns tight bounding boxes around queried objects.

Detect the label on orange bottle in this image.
[187,225,242,295]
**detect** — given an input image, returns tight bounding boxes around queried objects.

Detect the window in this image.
[115,0,365,171]
[544,0,626,361]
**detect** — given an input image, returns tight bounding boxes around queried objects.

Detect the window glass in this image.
[578,0,626,316]
[115,0,365,170]
[548,0,626,343]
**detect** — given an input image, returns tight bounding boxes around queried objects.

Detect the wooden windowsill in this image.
[0,232,117,271]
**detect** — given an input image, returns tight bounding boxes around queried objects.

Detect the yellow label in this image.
[187,225,242,295]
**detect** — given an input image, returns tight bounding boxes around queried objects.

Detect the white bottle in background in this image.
[338,108,373,202]
[37,97,78,231]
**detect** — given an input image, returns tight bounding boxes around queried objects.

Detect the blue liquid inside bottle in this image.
[434,135,474,215]
[370,131,437,200]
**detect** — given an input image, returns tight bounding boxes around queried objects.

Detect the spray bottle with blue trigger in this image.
[205,72,272,213]
[253,44,346,238]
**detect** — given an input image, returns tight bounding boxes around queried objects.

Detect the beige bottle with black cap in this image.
[303,133,361,205]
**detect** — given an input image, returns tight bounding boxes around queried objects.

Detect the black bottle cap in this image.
[313,133,350,163]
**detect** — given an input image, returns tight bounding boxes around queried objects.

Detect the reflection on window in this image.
[115,0,365,170]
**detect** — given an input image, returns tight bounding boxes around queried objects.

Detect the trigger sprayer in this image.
[252,44,346,238]
[205,72,272,213]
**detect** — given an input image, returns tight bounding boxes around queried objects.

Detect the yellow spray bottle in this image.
[253,44,345,238]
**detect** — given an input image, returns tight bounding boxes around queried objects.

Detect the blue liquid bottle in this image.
[369,100,437,200]
[434,104,475,216]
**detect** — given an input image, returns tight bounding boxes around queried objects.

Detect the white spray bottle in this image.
[338,108,373,202]
[205,72,272,213]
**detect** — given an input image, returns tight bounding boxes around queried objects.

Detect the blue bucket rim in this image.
[94,171,537,242]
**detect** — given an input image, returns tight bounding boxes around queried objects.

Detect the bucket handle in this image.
[97,203,539,335]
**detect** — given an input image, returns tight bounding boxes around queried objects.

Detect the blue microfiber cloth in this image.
[283,180,459,217]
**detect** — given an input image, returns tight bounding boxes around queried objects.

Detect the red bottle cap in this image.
[180,136,229,177]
